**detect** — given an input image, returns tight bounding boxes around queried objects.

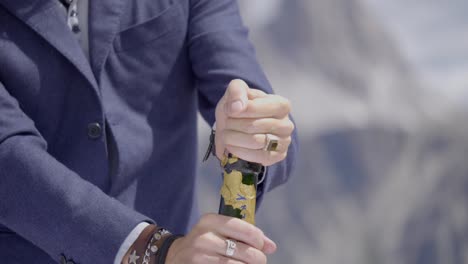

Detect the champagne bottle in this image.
[219,154,263,225]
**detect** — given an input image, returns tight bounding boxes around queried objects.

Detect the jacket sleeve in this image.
[187,0,298,199]
[0,81,151,263]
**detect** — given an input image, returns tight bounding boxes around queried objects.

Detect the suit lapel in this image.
[89,0,125,81]
[0,0,99,91]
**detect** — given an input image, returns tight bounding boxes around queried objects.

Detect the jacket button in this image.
[87,122,102,139]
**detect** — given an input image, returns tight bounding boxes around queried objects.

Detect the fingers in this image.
[198,215,276,260]
[209,235,267,264]
[202,214,265,250]
[219,116,293,160]
[222,131,266,150]
[222,79,284,118]
[261,235,277,254]
[190,233,247,264]
[248,88,267,99]
[202,256,245,264]
[214,79,294,166]
[172,214,276,264]
[224,79,249,115]
[219,217,277,254]
[219,219,265,250]
[225,145,288,166]
[229,242,267,264]
[229,95,291,119]
[222,131,291,153]
[224,117,295,137]
[198,214,275,253]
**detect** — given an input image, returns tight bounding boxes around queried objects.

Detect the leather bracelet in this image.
[142,227,172,264]
[122,225,157,264]
[122,225,174,264]
[156,234,183,264]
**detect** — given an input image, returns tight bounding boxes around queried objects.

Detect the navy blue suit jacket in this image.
[0,0,297,263]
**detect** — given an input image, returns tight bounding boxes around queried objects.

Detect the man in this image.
[0,0,297,263]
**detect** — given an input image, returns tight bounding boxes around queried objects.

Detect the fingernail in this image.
[263,236,277,254]
[263,242,277,254]
[229,100,244,114]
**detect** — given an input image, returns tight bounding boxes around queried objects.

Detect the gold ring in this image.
[264,134,279,152]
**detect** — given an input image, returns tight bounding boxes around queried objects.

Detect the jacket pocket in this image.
[113,2,183,52]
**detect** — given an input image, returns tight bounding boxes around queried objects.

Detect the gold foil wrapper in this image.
[220,156,257,225]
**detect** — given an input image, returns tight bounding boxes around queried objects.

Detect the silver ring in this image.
[263,134,279,152]
[225,239,237,257]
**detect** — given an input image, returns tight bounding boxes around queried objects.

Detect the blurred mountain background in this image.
[197,0,468,263]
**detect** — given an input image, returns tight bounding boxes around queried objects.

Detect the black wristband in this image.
[202,128,216,162]
[157,234,183,264]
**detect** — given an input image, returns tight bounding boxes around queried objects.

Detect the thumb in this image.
[224,79,249,116]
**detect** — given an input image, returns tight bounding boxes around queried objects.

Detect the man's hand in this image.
[215,79,294,166]
[166,214,276,264]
